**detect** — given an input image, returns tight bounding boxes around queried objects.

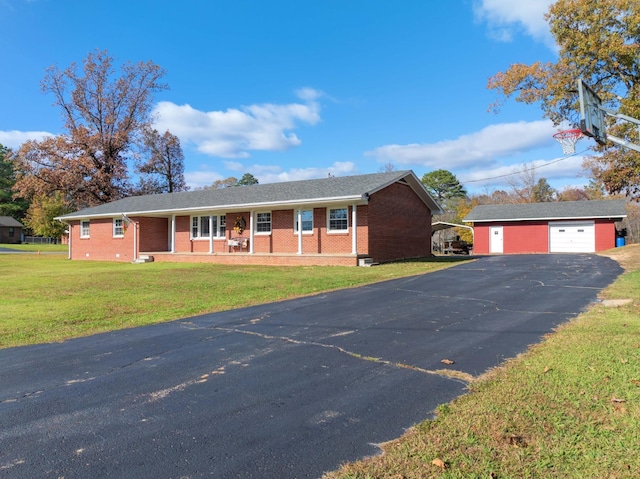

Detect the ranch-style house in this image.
[57,171,443,266]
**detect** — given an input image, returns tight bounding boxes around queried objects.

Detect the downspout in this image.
[351,203,357,254]
[67,221,72,260]
[133,219,138,262]
[209,215,214,253]
[170,215,176,253]
[249,211,255,254]
[297,208,303,254]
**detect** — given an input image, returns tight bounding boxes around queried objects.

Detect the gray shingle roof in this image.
[463,199,627,223]
[0,216,24,227]
[58,170,442,219]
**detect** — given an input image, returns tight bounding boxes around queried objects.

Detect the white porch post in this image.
[67,222,72,260]
[249,211,255,254]
[351,204,358,254]
[209,215,214,253]
[133,220,138,262]
[297,208,303,254]
[170,215,176,253]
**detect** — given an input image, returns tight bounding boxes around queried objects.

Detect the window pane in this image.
[114,219,124,236]
[192,217,199,237]
[211,216,218,236]
[220,215,226,236]
[329,208,348,231]
[200,216,210,237]
[256,212,271,233]
[295,210,313,232]
[81,221,90,237]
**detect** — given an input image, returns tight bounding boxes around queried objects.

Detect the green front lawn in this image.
[0,254,465,348]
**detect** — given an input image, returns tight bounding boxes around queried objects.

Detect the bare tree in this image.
[135,128,188,194]
[14,50,167,208]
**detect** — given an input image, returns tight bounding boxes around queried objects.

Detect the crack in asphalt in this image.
[208,326,474,384]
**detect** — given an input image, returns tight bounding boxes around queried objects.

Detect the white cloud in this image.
[0,130,54,149]
[474,0,555,48]
[184,161,357,189]
[152,88,323,159]
[460,155,587,189]
[365,120,558,168]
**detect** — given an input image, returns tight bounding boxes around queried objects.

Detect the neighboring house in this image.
[463,199,627,254]
[0,216,23,244]
[56,171,443,266]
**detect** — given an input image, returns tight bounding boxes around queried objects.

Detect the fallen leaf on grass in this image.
[431,458,447,469]
[543,365,551,374]
[631,379,640,386]
[611,397,626,403]
[440,359,455,365]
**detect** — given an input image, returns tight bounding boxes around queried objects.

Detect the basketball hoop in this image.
[553,129,583,155]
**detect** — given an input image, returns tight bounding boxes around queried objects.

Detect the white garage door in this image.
[549,221,595,253]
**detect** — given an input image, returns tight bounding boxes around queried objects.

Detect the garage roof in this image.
[463,199,627,223]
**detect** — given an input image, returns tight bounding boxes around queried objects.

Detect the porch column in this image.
[249,211,255,254]
[351,204,358,254]
[209,215,214,253]
[170,215,176,253]
[67,222,72,260]
[297,209,303,254]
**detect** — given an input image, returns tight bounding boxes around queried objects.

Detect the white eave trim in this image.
[465,214,627,223]
[56,194,370,220]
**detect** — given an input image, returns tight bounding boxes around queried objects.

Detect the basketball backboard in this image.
[578,78,607,145]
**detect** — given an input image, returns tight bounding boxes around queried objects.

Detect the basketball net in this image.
[553,129,583,155]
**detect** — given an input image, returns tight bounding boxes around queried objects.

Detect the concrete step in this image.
[133,255,154,264]
[358,257,379,267]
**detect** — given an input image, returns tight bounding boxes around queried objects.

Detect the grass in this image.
[0,253,467,348]
[324,244,640,479]
[0,243,68,252]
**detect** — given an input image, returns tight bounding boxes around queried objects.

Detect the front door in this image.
[490,226,504,254]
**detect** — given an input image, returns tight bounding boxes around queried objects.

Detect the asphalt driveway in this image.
[0,254,622,478]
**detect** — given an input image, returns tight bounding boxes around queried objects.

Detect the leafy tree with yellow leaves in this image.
[488,0,640,199]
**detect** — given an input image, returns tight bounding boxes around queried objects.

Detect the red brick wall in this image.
[69,218,135,261]
[366,182,432,262]
[66,181,436,264]
[139,217,169,252]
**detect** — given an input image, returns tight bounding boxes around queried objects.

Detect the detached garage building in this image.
[464,200,627,254]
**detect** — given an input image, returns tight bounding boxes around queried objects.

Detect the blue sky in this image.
[0,0,590,194]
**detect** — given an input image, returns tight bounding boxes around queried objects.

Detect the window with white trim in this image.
[113,218,124,237]
[294,209,313,233]
[256,212,271,233]
[219,215,226,237]
[191,215,226,239]
[328,207,348,232]
[80,220,90,238]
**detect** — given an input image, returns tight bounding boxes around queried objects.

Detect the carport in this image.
[431,221,474,254]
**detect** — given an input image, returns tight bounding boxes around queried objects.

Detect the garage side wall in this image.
[595,219,617,251]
